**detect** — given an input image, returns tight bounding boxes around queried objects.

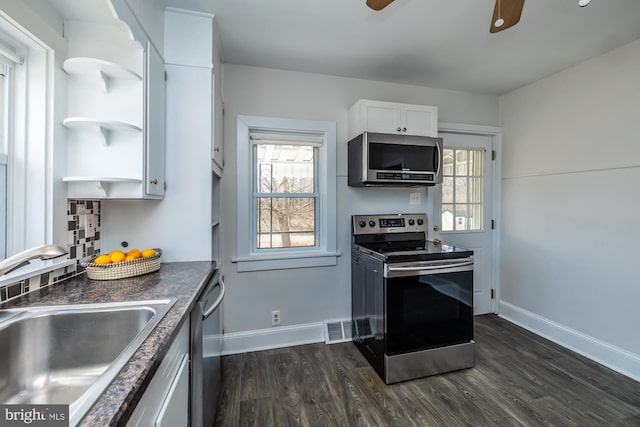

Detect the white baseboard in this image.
[499,301,640,382]
[221,322,325,356]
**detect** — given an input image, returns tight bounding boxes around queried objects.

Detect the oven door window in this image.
[368,142,437,172]
[385,270,473,354]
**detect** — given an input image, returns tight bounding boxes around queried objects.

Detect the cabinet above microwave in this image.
[348,132,443,187]
[348,99,438,140]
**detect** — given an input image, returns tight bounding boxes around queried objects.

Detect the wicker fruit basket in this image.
[81,249,162,280]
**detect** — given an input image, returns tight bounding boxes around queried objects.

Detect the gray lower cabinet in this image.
[126,320,189,427]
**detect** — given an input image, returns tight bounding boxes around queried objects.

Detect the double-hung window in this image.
[236,115,337,272]
[253,135,319,250]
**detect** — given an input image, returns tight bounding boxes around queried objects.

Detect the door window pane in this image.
[441,148,484,232]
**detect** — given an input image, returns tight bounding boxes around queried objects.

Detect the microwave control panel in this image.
[376,172,434,181]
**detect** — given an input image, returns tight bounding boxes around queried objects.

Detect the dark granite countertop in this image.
[0,261,215,426]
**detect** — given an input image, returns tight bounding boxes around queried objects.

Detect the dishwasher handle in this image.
[203,277,225,320]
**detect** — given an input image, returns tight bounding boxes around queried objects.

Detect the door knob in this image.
[433,225,440,232]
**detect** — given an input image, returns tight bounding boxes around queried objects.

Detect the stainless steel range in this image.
[351,213,475,384]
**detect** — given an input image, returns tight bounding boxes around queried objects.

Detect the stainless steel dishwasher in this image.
[190,266,225,427]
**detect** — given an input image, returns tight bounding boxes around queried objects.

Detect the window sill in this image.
[0,258,75,287]
[232,251,341,272]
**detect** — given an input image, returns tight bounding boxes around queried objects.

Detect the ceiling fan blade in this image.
[490,0,525,33]
[366,0,395,11]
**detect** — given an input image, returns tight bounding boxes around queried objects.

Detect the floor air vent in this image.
[324,319,353,344]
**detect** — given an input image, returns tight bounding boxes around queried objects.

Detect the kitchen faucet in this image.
[0,245,68,276]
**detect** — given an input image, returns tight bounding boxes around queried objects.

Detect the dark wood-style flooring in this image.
[214,315,640,426]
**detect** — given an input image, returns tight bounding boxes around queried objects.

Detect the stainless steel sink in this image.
[0,299,176,426]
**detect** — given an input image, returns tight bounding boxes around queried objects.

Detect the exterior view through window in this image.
[254,141,317,249]
[441,148,484,232]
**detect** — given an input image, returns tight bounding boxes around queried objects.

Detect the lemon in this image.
[127,248,142,259]
[141,249,156,258]
[93,254,112,265]
[110,250,126,263]
[125,254,139,262]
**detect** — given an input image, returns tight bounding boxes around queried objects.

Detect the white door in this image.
[432,132,495,314]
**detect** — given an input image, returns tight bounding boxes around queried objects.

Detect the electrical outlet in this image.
[409,192,421,205]
[82,214,95,238]
[271,310,280,326]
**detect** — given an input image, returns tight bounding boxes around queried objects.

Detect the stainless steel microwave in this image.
[348,132,443,187]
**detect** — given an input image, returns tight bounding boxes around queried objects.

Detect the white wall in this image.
[499,38,640,376]
[221,64,499,336]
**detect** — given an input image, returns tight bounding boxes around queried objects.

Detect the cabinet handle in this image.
[396,127,401,132]
[403,127,407,132]
[150,179,158,185]
[214,147,220,152]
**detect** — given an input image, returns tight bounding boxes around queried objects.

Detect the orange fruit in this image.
[127,248,142,259]
[141,249,156,258]
[94,254,112,265]
[110,250,126,263]
[125,254,139,262]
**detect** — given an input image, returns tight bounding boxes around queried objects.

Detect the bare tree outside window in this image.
[254,143,317,249]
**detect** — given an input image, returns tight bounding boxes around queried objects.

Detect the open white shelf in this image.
[63,176,142,197]
[63,57,142,93]
[63,117,142,146]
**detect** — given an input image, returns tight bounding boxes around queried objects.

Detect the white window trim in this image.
[234,115,338,272]
[0,11,54,258]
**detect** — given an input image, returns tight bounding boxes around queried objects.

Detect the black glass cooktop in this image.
[356,239,473,262]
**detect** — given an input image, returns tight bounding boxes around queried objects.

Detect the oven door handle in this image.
[385,260,474,277]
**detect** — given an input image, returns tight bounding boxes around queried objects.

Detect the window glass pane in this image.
[442,176,453,204]
[455,205,468,231]
[442,204,454,232]
[255,144,314,193]
[441,148,484,233]
[443,149,453,175]
[469,204,483,231]
[454,177,468,203]
[470,178,482,204]
[470,150,482,177]
[257,197,315,249]
[455,150,467,175]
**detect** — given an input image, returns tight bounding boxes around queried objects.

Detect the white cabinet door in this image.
[348,99,438,139]
[400,104,438,137]
[212,69,224,171]
[126,321,189,427]
[145,41,166,197]
[155,354,189,427]
[361,100,400,134]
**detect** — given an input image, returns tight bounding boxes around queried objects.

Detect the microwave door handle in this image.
[435,143,441,177]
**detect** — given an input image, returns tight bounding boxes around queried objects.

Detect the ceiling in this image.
[163,0,640,95]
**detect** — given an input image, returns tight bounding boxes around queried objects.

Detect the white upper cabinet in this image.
[165,9,224,174]
[348,99,438,140]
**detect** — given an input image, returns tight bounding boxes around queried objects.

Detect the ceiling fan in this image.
[365,0,525,34]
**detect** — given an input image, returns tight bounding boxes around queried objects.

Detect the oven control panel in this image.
[352,213,427,235]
